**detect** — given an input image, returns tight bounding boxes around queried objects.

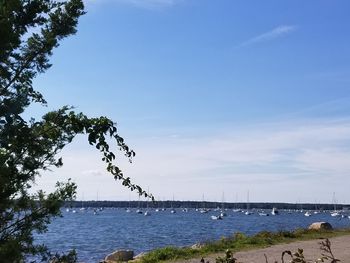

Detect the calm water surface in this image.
[35,208,350,262]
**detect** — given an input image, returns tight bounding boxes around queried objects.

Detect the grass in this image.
[136,228,350,263]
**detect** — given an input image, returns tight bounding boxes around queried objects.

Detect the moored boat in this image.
[259,211,269,216]
[304,211,311,217]
[271,207,279,215]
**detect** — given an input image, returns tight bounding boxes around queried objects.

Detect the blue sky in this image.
[33,0,350,203]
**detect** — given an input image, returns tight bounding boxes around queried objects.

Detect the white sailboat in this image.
[199,194,209,213]
[245,191,252,215]
[331,192,340,217]
[144,188,151,216]
[136,195,143,214]
[304,211,311,217]
[170,194,176,214]
[271,207,279,215]
[79,193,86,212]
[211,215,223,220]
[258,211,269,216]
[126,195,131,212]
[220,192,227,217]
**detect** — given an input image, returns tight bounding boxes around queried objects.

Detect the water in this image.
[35,208,350,262]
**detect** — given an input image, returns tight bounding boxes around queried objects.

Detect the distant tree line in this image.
[65,200,350,211]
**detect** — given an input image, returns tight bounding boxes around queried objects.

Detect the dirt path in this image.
[171,235,350,263]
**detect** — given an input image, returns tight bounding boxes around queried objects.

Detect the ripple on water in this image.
[34,209,350,263]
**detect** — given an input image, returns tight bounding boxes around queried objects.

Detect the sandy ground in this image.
[171,235,350,263]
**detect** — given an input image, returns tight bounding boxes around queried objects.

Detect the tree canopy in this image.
[0,0,149,261]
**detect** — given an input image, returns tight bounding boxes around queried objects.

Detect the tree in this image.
[0,0,149,261]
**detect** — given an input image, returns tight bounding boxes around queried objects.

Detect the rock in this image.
[105,250,134,262]
[191,243,205,249]
[308,222,333,230]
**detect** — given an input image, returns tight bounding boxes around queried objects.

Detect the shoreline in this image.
[126,227,350,263]
[170,234,350,263]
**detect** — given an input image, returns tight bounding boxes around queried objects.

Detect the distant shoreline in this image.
[64,200,350,211]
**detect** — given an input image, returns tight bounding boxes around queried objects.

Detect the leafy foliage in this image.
[215,250,238,263]
[0,0,149,261]
[279,238,340,263]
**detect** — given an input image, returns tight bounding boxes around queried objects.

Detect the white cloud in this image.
[81,169,103,176]
[238,25,297,47]
[34,117,350,203]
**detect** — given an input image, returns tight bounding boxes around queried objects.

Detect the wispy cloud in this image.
[39,116,350,203]
[81,169,103,176]
[238,25,297,47]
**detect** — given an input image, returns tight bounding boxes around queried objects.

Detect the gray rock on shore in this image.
[104,250,134,262]
[191,243,205,250]
[308,222,333,230]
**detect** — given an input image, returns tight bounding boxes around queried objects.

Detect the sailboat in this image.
[170,194,176,214]
[211,215,223,220]
[144,188,151,216]
[79,193,86,212]
[330,192,340,217]
[258,210,269,216]
[155,200,160,212]
[271,207,279,215]
[125,195,131,212]
[199,194,209,213]
[136,195,143,214]
[245,191,252,215]
[304,211,311,217]
[232,193,241,212]
[220,192,227,217]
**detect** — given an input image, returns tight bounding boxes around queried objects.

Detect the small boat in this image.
[304,211,311,217]
[331,211,340,217]
[245,191,251,215]
[211,215,223,220]
[136,209,143,214]
[170,209,176,214]
[125,208,131,213]
[220,211,227,217]
[271,207,279,215]
[259,212,269,216]
[232,209,241,213]
[144,191,151,216]
[72,209,77,213]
